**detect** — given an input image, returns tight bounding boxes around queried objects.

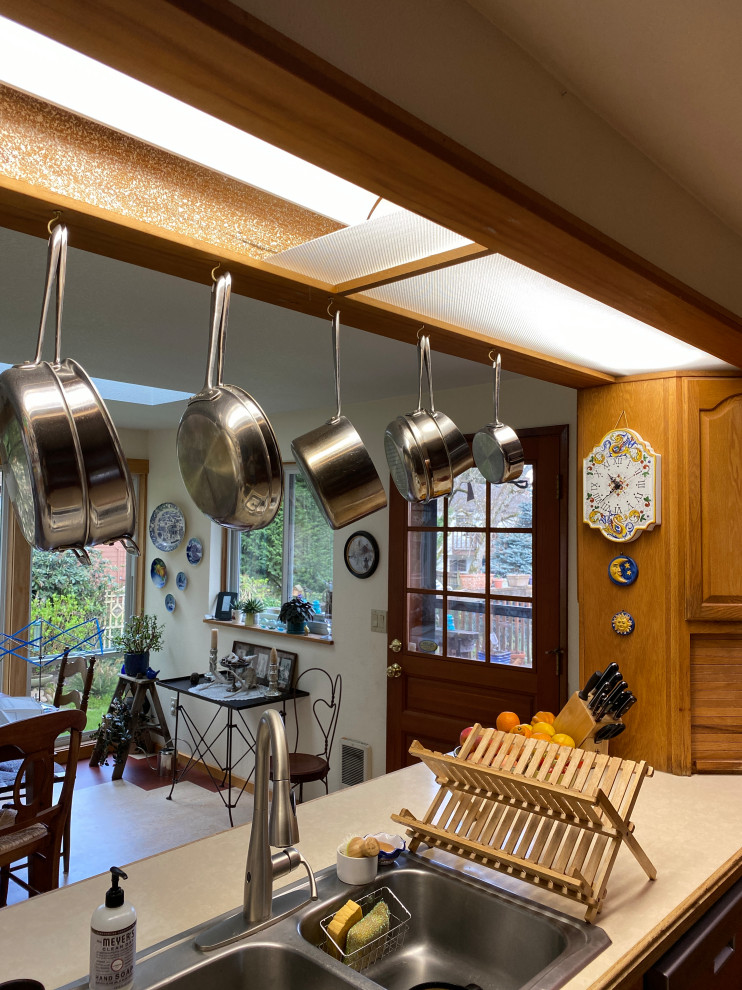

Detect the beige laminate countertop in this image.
[2,762,741,990]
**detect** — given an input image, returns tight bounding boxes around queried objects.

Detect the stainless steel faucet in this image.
[196,709,317,951]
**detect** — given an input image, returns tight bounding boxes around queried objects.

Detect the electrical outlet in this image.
[371,609,388,633]
[170,697,177,716]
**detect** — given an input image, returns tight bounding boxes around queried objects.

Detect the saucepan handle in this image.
[492,352,503,428]
[330,309,342,422]
[203,271,231,391]
[422,335,436,413]
[34,223,67,366]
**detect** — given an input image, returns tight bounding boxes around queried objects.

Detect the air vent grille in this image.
[341,737,372,788]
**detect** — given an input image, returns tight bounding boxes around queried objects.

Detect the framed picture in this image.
[232,641,298,692]
[215,591,237,621]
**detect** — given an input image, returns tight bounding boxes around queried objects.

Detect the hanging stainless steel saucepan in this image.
[0,222,138,561]
[472,352,524,484]
[177,271,283,531]
[291,310,386,529]
[384,334,466,503]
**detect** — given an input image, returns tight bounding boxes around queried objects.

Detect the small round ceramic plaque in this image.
[608,555,639,586]
[176,571,187,591]
[165,594,176,613]
[611,610,635,635]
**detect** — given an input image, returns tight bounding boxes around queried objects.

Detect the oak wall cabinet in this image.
[578,374,742,775]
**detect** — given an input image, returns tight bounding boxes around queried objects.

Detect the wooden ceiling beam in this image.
[0,0,740,371]
[0,179,612,388]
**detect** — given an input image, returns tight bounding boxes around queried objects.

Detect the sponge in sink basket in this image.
[326,899,363,959]
[345,900,390,958]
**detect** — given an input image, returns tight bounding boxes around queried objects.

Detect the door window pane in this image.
[446,531,486,590]
[407,530,443,590]
[490,533,533,597]
[490,466,533,528]
[447,597,486,661]
[407,593,443,653]
[408,499,444,527]
[490,600,533,667]
[447,467,487,526]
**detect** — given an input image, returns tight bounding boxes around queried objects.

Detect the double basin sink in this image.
[66,851,610,990]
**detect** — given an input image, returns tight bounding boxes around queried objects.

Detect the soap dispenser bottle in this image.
[89,866,137,990]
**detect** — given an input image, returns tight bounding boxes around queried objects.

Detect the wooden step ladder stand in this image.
[90,674,173,780]
[392,724,656,922]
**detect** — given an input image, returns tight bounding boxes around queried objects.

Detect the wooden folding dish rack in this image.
[392,724,656,922]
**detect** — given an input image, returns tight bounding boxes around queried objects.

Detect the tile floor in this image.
[4,754,255,907]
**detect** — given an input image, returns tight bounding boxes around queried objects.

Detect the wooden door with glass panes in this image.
[386,427,568,770]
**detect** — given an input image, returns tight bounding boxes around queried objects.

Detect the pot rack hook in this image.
[416,325,426,341]
[47,210,62,234]
[488,348,498,364]
[211,262,221,282]
[327,299,337,318]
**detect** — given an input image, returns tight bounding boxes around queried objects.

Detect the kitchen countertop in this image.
[2,761,742,990]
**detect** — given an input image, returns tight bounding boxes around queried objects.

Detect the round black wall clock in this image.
[343,531,379,579]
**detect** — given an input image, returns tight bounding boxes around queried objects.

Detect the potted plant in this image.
[239,597,265,626]
[113,612,165,677]
[278,596,314,635]
[91,697,132,767]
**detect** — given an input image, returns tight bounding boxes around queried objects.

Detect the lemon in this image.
[531,721,555,737]
[552,733,575,748]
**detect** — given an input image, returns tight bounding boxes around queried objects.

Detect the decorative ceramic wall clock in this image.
[583,428,661,542]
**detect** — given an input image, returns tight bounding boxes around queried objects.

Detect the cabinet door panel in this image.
[685,379,742,620]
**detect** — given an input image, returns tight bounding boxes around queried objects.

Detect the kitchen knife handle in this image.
[579,670,602,700]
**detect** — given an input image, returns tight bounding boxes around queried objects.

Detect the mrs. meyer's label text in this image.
[90,921,136,989]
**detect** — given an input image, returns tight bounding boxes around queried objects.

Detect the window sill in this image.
[202,618,334,646]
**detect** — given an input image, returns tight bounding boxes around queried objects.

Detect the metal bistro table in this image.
[156,676,308,826]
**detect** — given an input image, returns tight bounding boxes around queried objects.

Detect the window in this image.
[230,466,333,621]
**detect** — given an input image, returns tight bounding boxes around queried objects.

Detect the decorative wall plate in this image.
[611,610,635,635]
[176,571,188,591]
[165,594,176,612]
[150,558,167,588]
[608,555,639,586]
[583,428,661,542]
[149,502,186,552]
[186,537,203,565]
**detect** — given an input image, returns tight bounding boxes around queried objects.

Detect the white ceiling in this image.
[467,0,742,238]
[0,225,494,430]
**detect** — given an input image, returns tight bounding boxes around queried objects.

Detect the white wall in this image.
[142,374,576,798]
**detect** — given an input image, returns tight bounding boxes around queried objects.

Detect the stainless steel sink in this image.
[61,851,609,990]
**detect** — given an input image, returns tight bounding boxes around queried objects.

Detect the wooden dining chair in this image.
[285,667,342,803]
[0,651,97,874]
[0,708,86,905]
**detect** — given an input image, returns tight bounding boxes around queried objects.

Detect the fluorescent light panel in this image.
[0,365,190,405]
[0,15,402,226]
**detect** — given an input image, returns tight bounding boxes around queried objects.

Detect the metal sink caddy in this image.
[63,851,610,990]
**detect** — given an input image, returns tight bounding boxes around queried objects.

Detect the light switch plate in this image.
[371,609,388,633]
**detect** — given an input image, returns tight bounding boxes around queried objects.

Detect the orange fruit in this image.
[552,733,575,748]
[531,721,555,737]
[496,711,520,732]
[531,711,555,725]
[512,723,533,737]
[532,732,552,741]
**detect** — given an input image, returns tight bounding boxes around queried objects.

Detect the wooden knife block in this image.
[554,691,621,753]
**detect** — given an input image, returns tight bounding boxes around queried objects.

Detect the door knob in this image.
[387,663,402,678]
[389,638,402,653]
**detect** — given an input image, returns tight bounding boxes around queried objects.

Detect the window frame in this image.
[228,464,333,611]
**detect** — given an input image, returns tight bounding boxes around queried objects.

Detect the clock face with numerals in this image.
[583,428,661,542]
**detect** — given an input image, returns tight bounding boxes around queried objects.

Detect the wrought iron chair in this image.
[285,667,342,803]
[0,651,97,874]
[0,708,86,905]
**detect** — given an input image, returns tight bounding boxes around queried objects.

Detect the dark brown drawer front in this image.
[646,879,742,990]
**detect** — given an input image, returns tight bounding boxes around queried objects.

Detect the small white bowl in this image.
[336,846,378,885]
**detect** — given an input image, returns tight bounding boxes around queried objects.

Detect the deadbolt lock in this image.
[389,638,402,653]
[387,663,402,678]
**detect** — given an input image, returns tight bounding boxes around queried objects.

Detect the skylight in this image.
[0,365,190,406]
[0,15,403,226]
